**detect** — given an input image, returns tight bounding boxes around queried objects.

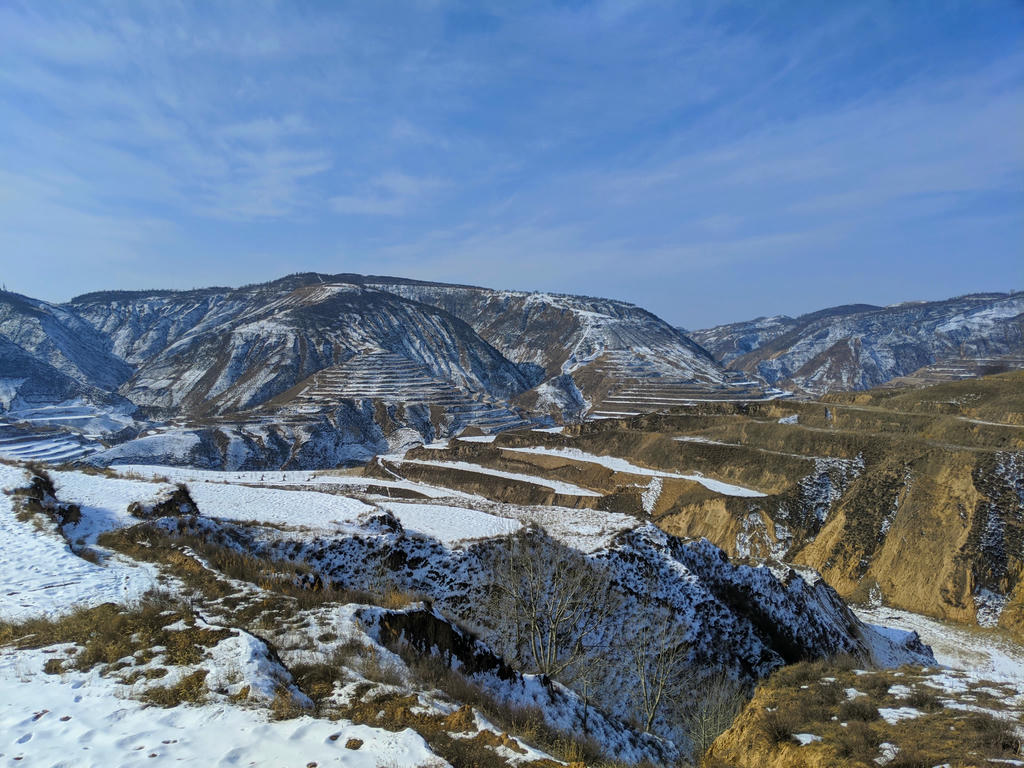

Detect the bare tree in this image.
[487,526,619,681]
[626,602,692,733]
[566,649,613,733]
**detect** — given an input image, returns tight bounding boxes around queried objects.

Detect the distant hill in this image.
[0,273,765,468]
[692,293,1024,394]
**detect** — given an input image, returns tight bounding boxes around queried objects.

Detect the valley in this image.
[0,275,1021,766]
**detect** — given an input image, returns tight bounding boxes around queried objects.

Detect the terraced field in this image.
[274,351,534,433]
[579,349,770,417]
[882,353,1024,389]
[0,422,99,463]
[371,371,1024,642]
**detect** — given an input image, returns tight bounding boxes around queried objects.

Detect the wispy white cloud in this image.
[0,1,1019,324]
[330,172,447,216]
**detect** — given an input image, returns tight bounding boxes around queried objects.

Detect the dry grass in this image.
[142,669,210,707]
[0,593,230,707]
[0,592,225,667]
[716,660,1024,767]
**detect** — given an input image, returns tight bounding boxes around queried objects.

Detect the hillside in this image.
[362,277,767,418]
[0,291,133,412]
[69,278,537,415]
[0,445,931,766]
[0,273,775,469]
[692,292,1024,394]
[1,321,1020,765]
[362,372,1024,643]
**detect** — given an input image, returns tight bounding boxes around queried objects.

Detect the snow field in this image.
[50,470,176,545]
[500,445,766,497]
[854,605,1024,696]
[0,646,446,767]
[0,465,159,622]
[394,457,603,497]
[379,502,521,545]
[111,465,524,548]
[117,464,479,501]
[183,481,374,532]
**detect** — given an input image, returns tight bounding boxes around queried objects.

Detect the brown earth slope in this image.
[379,373,1024,640]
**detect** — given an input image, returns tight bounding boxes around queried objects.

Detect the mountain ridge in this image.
[693,291,1024,393]
[2,274,758,468]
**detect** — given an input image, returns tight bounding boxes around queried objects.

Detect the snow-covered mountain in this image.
[0,274,770,468]
[0,291,133,411]
[69,277,538,415]
[692,293,1024,394]
[360,276,765,417]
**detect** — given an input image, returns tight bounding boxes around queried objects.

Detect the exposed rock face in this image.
[693,293,1024,393]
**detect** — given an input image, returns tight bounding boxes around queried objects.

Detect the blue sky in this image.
[1,1,1021,328]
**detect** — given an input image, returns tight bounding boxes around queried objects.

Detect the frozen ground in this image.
[185,481,374,532]
[4,400,136,436]
[0,465,159,622]
[855,605,1024,694]
[50,470,174,545]
[118,464,479,500]
[379,501,521,545]
[0,645,446,767]
[501,445,766,497]
[394,457,603,497]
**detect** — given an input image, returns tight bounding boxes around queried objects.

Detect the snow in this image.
[0,378,26,410]
[854,606,1024,694]
[794,733,822,745]
[4,400,136,436]
[117,464,479,501]
[641,477,662,514]
[877,706,922,724]
[0,465,159,622]
[380,502,521,545]
[507,504,638,552]
[184,482,374,531]
[94,431,201,463]
[394,457,603,497]
[875,742,900,765]
[500,446,766,497]
[0,645,446,768]
[50,470,173,544]
[456,435,496,443]
[674,436,729,445]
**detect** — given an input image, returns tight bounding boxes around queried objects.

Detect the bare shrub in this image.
[685,670,747,755]
[757,706,798,744]
[838,696,880,722]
